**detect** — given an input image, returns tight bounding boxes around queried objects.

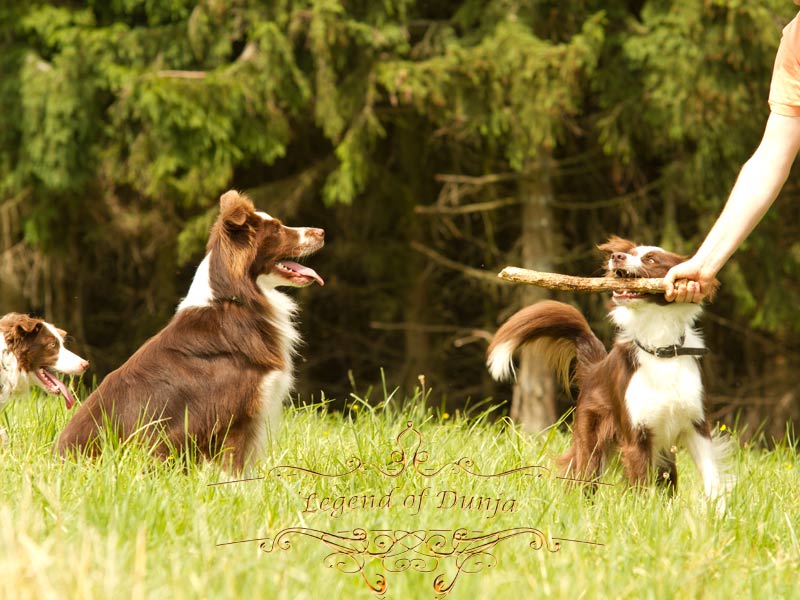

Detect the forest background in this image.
[1,0,798,440]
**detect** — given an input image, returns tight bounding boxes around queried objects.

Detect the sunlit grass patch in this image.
[0,384,798,599]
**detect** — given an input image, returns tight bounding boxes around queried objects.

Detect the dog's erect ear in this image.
[219,190,254,229]
[597,235,636,256]
[9,316,42,341]
[0,313,41,346]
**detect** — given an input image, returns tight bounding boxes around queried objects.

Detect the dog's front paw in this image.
[704,481,731,516]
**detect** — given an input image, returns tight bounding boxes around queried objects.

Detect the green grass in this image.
[1,385,798,600]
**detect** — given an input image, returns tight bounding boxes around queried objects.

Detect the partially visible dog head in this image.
[598,236,718,304]
[207,190,325,299]
[0,313,89,408]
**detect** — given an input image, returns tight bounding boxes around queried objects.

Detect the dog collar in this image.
[634,336,709,359]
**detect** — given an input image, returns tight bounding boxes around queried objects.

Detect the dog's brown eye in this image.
[48,342,57,349]
[646,257,656,264]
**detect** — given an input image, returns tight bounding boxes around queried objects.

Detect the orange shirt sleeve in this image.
[769,12,800,117]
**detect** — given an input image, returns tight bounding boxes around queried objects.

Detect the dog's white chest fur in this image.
[613,302,706,449]
[254,283,301,443]
[0,338,21,407]
[625,352,704,446]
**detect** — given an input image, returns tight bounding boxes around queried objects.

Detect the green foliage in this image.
[375,12,605,170]
[624,2,784,205]
[177,204,216,265]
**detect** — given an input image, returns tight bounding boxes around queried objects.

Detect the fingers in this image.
[663,269,679,301]
[686,281,703,302]
[686,280,702,303]
[664,278,677,302]
[667,279,703,303]
[664,262,705,303]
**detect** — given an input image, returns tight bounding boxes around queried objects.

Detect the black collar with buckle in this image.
[634,335,709,358]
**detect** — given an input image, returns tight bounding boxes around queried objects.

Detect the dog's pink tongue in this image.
[52,376,76,409]
[282,261,324,286]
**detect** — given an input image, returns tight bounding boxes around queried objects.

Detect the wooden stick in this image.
[498,267,666,294]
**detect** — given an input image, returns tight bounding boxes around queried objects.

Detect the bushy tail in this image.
[487,300,606,392]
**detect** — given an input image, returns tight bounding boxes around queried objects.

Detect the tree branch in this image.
[155,43,258,80]
[411,241,508,285]
[156,70,207,79]
[415,197,521,215]
[370,321,480,334]
[434,173,520,186]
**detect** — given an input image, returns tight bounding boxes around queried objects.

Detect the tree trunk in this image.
[402,262,432,393]
[510,156,558,432]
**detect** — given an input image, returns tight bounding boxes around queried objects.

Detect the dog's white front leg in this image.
[685,428,734,514]
[685,431,721,498]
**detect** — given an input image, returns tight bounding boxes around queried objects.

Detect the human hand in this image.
[663,259,718,303]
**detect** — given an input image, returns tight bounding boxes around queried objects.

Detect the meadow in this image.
[0,382,798,600]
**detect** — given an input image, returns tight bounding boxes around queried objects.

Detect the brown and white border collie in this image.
[487,237,732,504]
[0,313,88,411]
[57,190,324,471]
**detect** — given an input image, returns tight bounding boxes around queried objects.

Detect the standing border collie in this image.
[1,313,88,411]
[57,190,324,471]
[487,237,731,502]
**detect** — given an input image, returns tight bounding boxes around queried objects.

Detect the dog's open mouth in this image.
[275,260,324,286]
[611,269,644,301]
[34,368,76,409]
[612,290,643,300]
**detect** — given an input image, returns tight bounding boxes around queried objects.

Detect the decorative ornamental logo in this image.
[210,421,612,485]
[219,527,601,599]
[213,422,606,597]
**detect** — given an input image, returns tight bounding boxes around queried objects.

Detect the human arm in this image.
[664,111,800,302]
